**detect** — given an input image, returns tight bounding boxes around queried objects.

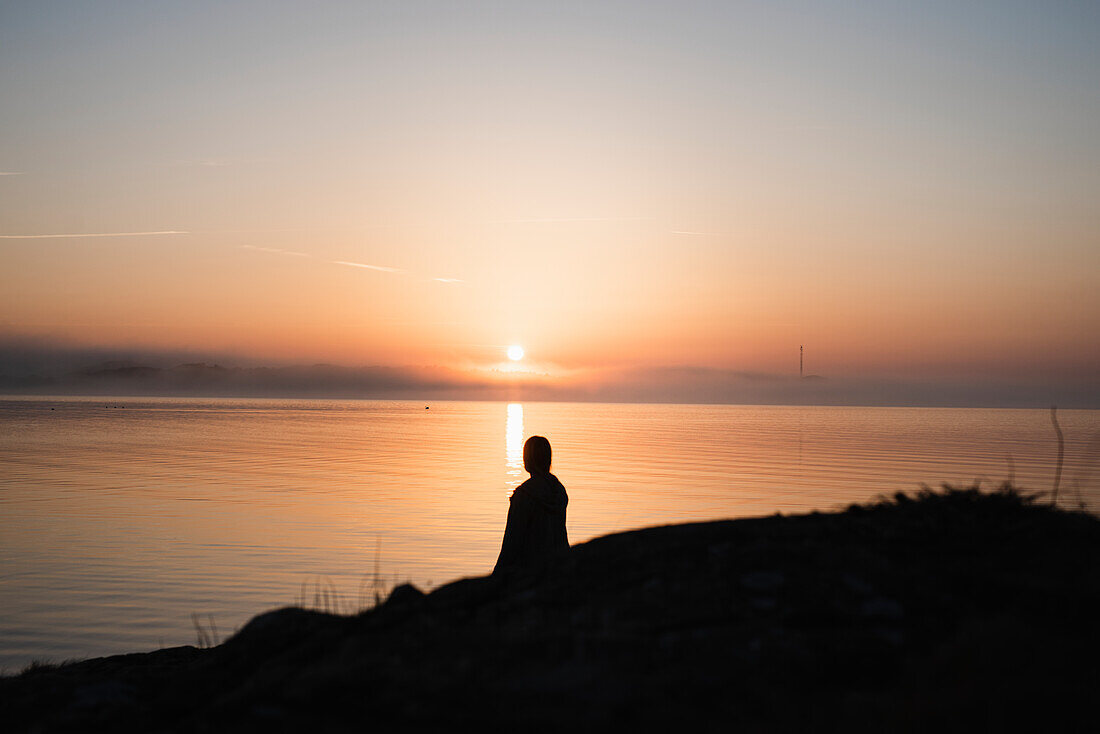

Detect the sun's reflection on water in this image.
[505,403,524,493]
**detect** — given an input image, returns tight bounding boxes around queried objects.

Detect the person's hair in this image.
[523,435,552,474]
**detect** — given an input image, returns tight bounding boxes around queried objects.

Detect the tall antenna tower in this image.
[800,345,803,379]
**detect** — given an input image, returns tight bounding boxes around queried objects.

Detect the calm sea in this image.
[1,396,1097,672]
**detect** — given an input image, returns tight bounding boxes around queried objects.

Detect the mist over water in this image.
[1,396,1097,671]
[2,337,1097,408]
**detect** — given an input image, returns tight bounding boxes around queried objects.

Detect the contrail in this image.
[331,260,402,273]
[491,217,646,224]
[0,230,188,239]
[241,245,311,257]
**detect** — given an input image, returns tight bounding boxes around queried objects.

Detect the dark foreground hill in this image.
[4,486,1099,732]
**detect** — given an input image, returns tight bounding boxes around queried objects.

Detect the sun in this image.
[507,345,525,361]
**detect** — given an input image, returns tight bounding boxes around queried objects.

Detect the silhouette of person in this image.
[493,435,569,574]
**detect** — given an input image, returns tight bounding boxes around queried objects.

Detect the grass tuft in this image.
[191,613,221,649]
[854,481,1046,513]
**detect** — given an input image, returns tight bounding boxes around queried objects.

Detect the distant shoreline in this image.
[2,338,1096,409]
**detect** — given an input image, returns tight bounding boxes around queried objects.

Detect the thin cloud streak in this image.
[670,231,722,236]
[0,171,24,176]
[434,278,463,283]
[241,248,410,275]
[0,230,188,239]
[331,260,402,273]
[491,217,647,224]
[241,245,311,257]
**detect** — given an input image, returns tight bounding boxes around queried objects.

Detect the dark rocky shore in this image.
[4,485,1099,732]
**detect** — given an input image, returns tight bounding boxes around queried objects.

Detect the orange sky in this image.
[1,2,1098,397]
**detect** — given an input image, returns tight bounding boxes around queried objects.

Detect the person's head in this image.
[523,435,552,475]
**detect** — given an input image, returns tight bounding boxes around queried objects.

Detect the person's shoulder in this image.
[510,478,534,499]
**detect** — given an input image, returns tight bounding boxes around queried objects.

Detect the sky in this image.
[1,1,1098,404]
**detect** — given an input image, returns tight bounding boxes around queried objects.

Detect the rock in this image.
[860,597,904,620]
[741,571,785,591]
[749,597,778,611]
[841,572,873,596]
[385,583,425,607]
[72,679,135,709]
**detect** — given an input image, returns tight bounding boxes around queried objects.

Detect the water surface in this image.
[1,397,1096,671]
